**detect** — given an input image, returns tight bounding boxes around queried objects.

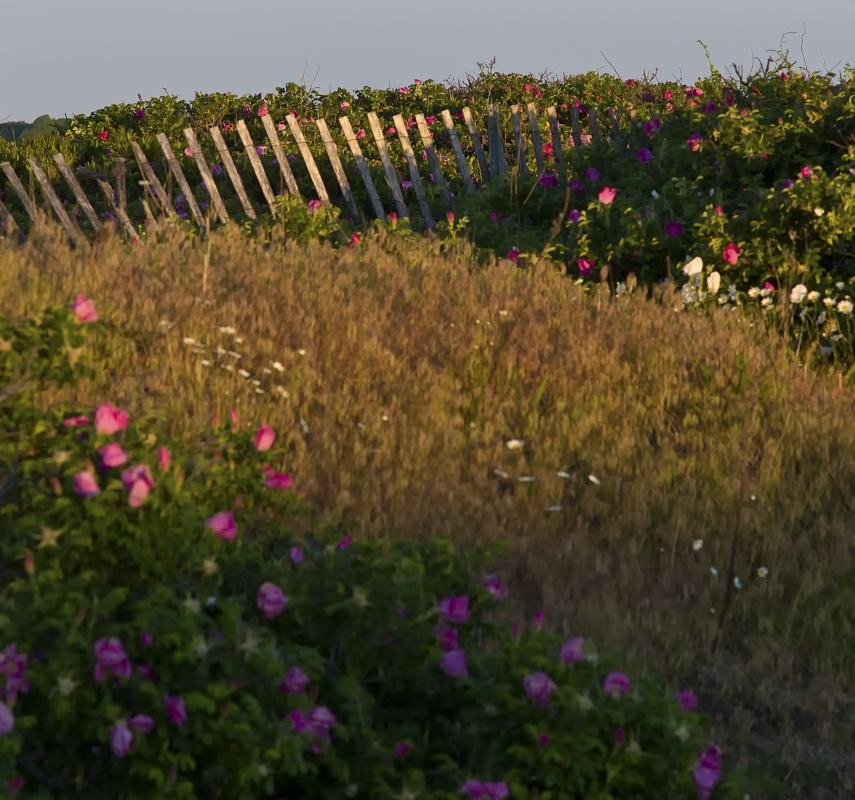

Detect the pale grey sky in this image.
[1,0,852,122]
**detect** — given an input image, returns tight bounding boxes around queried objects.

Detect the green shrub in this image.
[0,300,741,798]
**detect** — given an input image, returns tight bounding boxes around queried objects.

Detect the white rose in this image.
[682,257,703,277]
[789,284,808,304]
[706,271,721,295]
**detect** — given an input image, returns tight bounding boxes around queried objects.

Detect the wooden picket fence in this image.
[0,102,624,243]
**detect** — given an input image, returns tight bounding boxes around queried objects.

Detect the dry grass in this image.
[3,223,855,794]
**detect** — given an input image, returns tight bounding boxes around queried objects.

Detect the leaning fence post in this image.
[545,106,563,169]
[0,198,21,237]
[461,107,488,183]
[366,112,409,219]
[526,103,545,174]
[315,118,360,224]
[209,125,256,219]
[338,116,385,221]
[96,178,140,242]
[131,141,176,218]
[440,110,474,194]
[183,128,230,224]
[393,114,434,228]
[52,153,101,231]
[285,114,331,206]
[27,158,85,243]
[260,114,301,198]
[570,108,583,151]
[156,133,204,227]
[414,114,451,207]
[510,105,527,177]
[1,162,38,224]
[588,108,601,147]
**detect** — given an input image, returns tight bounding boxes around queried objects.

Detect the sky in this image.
[1,0,852,122]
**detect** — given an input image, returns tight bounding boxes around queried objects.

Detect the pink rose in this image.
[603,671,631,697]
[257,582,288,618]
[71,293,98,323]
[722,243,741,265]
[110,721,133,757]
[73,470,100,498]
[94,404,129,435]
[598,187,617,205]
[207,511,237,540]
[99,442,128,469]
[157,446,171,473]
[121,463,155,508]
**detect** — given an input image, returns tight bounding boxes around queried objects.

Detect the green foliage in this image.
[0,304,741,798]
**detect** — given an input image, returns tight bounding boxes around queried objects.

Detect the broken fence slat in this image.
[96,178,140,242]
[338,116,385,220]
[546,106,563,168]
[1,161,38,222]
[209,125,256,220]
[0,198,21,237]
[131,141,175,218]
[366,112,409,219]
[52,153,101,231]
[414,114,451,208]
[461,107,488,183]
[608,108,622,150]
[526,103,545,175]
[27,158,84,243]
[285,114,330,206]
[236,120,278,216]
[114,157,127,213]
[588,108,601,146]
[315,118,360,223]
[393,114,434,228]
[156,134,204,226]
[440,110,474,194]
[486,104,507,177]
[260,114,301,198]
[183,128,229,224]
[510,105,527,176]
[570,108,583,151]
[140,196,159,231]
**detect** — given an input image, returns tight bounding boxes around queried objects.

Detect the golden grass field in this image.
[3,222,854,794]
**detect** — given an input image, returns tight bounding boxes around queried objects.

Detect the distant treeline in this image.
[0,114,70,142]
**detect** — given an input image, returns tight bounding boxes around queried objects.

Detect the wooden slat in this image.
[155,134,204,226]
[315,119,359,223]
[486,104,507,177]
[1,162,38,222]
[526,103,545,174]
[339,116,385,220]
[183,128,229,223]
[608,109,622,150]
[131,141,175,218]
[440,110,474,194]
[414,114,451,207]
[392,115,434,228]
[510,105,527,176]
[588,108,601,146]
[236,120,277,216]
[260,114,301,197]
[114,158,127,213]
[27,158,85,242]
[96,178,140,241]
[570,108,583,150]
[285,114,330,206]
[52,153,101,231]
[461,107,488,182]
[140,197,159,231]
[546,106,563,167]
[0,198,21,237]
[366,112,408,219]
[209,125,256,219]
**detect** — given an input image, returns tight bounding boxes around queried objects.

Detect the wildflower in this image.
[337,534,353,550]
[482,574,509,600]
[603,671,631,697]
[290,706,336,743]
[164,694,187,726]
[577,258,594,277]
[585,166,600,182]
[838,300,853,314]
[709,566,719,576]
[307,199,322,212]
[814,207,825,217]
[93,638,132,683]
[263,470,293,489]
[435,624,459,651]
[279,667,310,694]
[692,539,704,552]
[507,247,520,262]
[257,104,269,117]
[635,147,653,163]
[460,780,509,800]
[676,689,698,711]
[722,243,741,265]
[110,720,133,757]
[210,163,223,177]
[71,293,98,323]
[207,511,237,541]
[683,257,703,277]
[94,404,129,435]
[567,208,581,223]
[650,189,660,199]
[340,101,350,110]
[184,146,193,157]
[505,439,525,450]
[257,582,288,619]
[290,546,304,564]
[800,166,812,179]
[524,671,557,707]
[560,637,584,664]
[350,232,361,246]
[644,118,661,137]
[707,271,721,295]
[0,703,15,735]
[121,464,155,507]
[438,595,470,623]
[790,284,808,303]
[393,741,413,759]
[355,128,366,139]
[734,577,743,589]
[157,446,171,472]
[687,133,703,152]
[665,220,683,237]
[693,745,722,800]
[757,566,769,578]
[598,187,617,205]
[98,442,127,469]
[588,474,601,485]
[254,424,276,452]
[129,714,155,734]
[98,130,109,142]
[439,649,468,678]
[63,415,89,427]
[73,470,100,498]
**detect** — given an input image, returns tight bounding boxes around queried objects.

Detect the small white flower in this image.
[261,368,272,375]
[823,297,835,307]
[813,207,825,217]
[587,474,600,485]
[227,350,242,359]
[234,337,244,344]
[498,309,509,316]
[757,566,769,578]
[506,439,525,450]
[545,505,563,512]
[493,468,510,479]
[182,337,197,346]
[297,349,306,356]
[790,284,808,304]
[201,359,212,367]
[837,299,853,314]
[222,364,235,372]
[272,361,285,372]
[274,385,289,398]
[251,379,261,386]
[747,287,761,298]
[733,577,742,590]
[381,414,389,421]
[299,418,310,434]
[706,271,721,295]
[761,297,773,308]
[709,566,719,577]
[254,388,265,394]
[557,470,571,479]
[836,281,846,290]
[807,290,820,302]
[518,475,536,483]
[682,256,703,277]
[238,369,251,378]
[692,539,704,552]
[651,189,660,199]
[216,345,227,355]
[218,326,236,335]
